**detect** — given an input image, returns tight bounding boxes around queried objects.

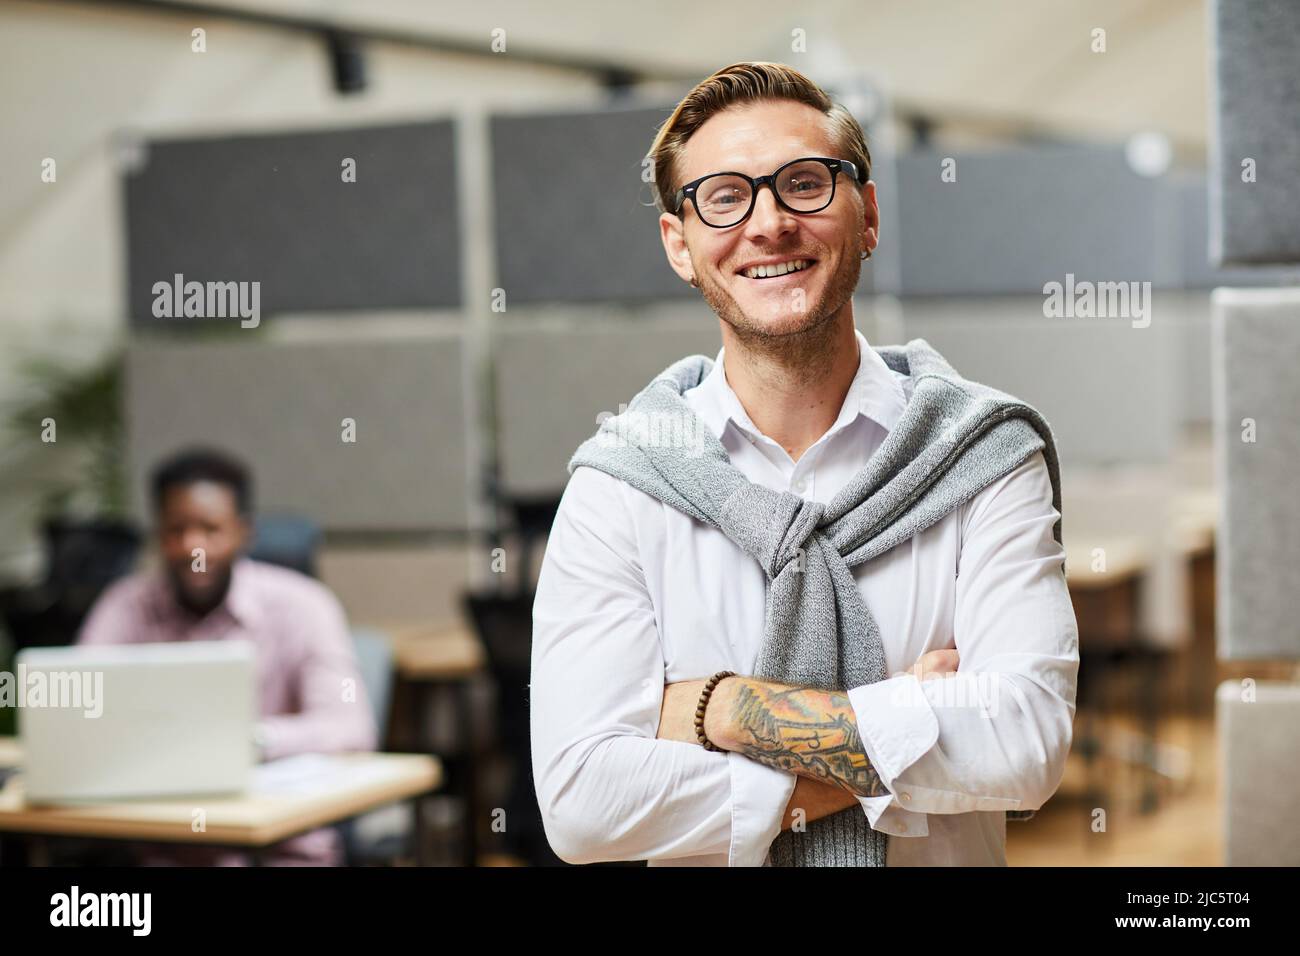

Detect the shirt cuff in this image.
[855,794,930,837]
[847,674,940,837]
[727,751,797,867]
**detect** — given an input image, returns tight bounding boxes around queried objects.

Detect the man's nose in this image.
[180,530,208,553]
[745,183,798,237]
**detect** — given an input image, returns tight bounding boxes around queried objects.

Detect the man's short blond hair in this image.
[648,61,872,216]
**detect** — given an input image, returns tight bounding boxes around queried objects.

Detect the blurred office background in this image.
[1,0,1298,865]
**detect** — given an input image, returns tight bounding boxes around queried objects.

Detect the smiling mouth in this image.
[737,259,818,281]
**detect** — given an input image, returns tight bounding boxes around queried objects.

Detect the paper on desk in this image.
[253,754,393,795]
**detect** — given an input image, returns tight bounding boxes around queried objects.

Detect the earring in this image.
[688,275,699,288]
[861,248,872,260]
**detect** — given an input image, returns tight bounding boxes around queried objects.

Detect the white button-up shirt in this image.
[531,329,1079,866]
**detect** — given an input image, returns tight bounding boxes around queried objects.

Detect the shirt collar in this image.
[222,558,264,629]
[145,555,263,630]
[687,328,910,444]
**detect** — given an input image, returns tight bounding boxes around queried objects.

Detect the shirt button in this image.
[901,792,912,803]
[897,821,908,833]
[792,477,808,494]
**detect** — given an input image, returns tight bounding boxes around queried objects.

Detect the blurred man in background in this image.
[78,447,376,865]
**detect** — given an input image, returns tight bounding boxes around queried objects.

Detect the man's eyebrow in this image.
[693,153,827,177]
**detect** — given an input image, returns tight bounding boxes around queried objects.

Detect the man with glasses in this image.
[531,62,1077,866]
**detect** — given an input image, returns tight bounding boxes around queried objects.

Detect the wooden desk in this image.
[1063,536,1161,813]
[1065,537,1148,591]
[377,621,486,866]
[1170,491,1218,715]
[383,622,486,680]
[1065,537,1148,658]
[1170,490,1217,557]
[0,744,440,862]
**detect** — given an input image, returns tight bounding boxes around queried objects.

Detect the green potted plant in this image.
[0,346,142,716]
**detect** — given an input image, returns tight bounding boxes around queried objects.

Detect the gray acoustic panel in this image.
[1174,173,1300,288]
[1218,681,1300,865]
[126,333,469,531]
[902,304,1179,465]
[491,105,687,305]
[126,121,461,323]
[491,104,885,304]
[895,146,1174,296]
[494,319,721,494]
[1211,0,1300,265]
[858,139,897,298]
[1212,289,1300,659]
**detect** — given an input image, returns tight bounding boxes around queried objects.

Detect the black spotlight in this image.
[599,66,637,99]
[325,29,366,95]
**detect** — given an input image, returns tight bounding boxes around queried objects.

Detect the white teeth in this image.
[743,259,811,279]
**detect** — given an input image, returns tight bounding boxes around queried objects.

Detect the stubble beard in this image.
[695,241,863,387]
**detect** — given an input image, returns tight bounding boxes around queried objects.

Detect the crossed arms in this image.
[655,650,959,830]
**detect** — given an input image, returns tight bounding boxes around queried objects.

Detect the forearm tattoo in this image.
[728,681,890,798]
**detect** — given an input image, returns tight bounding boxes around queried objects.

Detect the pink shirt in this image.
[77,557,378,864]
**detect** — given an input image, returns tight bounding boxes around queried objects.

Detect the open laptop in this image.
[15,640,255,804]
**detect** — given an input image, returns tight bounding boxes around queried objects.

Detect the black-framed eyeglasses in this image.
[673,156,861,229]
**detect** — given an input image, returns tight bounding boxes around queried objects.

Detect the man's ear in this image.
[660,211,695,285]
[860,180,880,255]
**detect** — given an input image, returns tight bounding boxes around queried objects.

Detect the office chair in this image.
[462,590,565,866]
[0,517,142,650]
[469,489,643,865]
[482,487,560,593]
[338,628,404,865]
[352,629,395,737]
[247,514,322,579]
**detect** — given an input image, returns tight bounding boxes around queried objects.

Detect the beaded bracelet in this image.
[695,670,736,752]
